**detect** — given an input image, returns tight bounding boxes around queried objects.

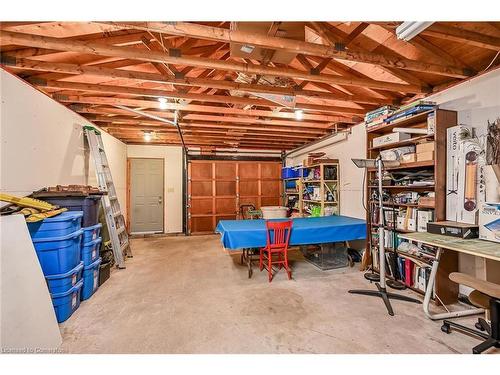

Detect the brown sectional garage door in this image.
[188,160,282,234]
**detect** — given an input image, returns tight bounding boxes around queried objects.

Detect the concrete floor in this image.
[60,235,498,354]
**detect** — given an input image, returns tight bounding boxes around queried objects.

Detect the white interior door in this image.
[130,158,164,233]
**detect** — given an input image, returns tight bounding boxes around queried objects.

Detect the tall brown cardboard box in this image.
[417,151,434,162]
[416,142,435,153]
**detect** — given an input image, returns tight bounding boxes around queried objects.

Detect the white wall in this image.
[286,127,367,219]
[126,145,184,233]
[0,69,127,218]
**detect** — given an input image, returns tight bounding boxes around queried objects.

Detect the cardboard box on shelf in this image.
[401,153,416,164]
[418,196,435,207]
[417,151,434,162]
[416,142,435,153]
[372,132,411,148]
[479,202,500,243]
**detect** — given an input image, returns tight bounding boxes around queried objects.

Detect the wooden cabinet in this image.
[188,160,282,234]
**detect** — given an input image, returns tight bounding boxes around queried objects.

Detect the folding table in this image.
[215,215,367,277]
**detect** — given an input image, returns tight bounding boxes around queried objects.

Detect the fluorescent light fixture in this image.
[295,109,304,120]
[143,131,153,142]
[396,22,434,41]
[158,97,168,109]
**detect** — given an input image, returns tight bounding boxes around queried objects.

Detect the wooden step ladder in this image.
[84,126,131,269]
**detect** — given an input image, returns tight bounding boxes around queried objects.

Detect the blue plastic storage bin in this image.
[81,257,102,301]
[81,237,102,266]
[45,262,83,294]
[51,280,83,323]
[28,211,83,239]
[32,229,83,275]
[39,195,101,227]
[282,167,298,179]
[82,223,102,243]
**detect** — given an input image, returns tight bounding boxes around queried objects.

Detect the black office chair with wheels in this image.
[441,272,500,354]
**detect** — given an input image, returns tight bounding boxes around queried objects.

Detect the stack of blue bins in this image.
[80,222,102,301]
[36,195,104,303]
[28,211,85,323]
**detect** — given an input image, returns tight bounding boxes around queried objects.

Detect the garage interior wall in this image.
[286,127,366,220]
[126,145,184,234]
[0,69,127,218]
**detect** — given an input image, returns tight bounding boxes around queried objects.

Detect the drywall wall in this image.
[126,145,184,233]
[0,69,127,218]
[286,127,367,220]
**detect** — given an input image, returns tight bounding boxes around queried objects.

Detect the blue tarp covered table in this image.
[215,215,367,250]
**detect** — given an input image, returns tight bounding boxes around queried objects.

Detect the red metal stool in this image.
[259,220,293,282]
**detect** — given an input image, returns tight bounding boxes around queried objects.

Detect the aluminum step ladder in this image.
[84,126,131,269]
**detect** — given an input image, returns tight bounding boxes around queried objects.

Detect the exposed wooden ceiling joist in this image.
[1,56,396,105]
[98,22,471,79]
[0,30,430,93]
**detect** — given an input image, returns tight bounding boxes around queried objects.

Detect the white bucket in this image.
[261,206,288,219]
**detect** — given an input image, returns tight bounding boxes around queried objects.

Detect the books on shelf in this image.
[372,243,434,294]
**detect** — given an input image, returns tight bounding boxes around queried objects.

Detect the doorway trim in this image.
[127,157,165,234]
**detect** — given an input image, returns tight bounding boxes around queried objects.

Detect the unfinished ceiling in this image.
[1,21,499,150]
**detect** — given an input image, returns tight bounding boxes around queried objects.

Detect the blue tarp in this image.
[215,215,367,250]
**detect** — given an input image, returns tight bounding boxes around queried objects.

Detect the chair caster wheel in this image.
[475,322,485,331]
[441,323,451,334]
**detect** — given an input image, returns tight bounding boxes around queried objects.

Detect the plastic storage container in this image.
[81,257,102,301]
[32,229,83,275]
[82,223,102,243]
[28,211,83,239]
[282,167,299,179]
[45,262,83,294]
[41,195,102,227]
[51,280,83,323]
[261,206,288,219]
[81,237,102,266]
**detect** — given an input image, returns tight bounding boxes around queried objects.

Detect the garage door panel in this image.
[216,198,236,214]
[261,180,281,196]
[191,216,213,233]
[188,160,281,234]
[191,198,213,215]
[239,180,258,196]
[261,163,281,179]
[216,181,236,196]
[238,162,255,180]
[191,181,213,197]
[191,162,212,180]
[215,162,236,179]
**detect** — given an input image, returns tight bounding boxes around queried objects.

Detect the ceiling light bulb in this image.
[295,109,304,120]
[158,97,168,109]
[143,131,152,142]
